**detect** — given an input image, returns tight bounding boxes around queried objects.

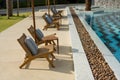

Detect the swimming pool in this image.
[86,11,120,62]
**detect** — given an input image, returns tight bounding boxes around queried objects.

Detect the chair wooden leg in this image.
[56,23,60,30]
[43,25,48,30]
[48,41,52,44]
[43,26,45,30]
[19,59,32,69]
[52,39,59,54]
[46,56,55,68]
[45,41,51,45]
[52,40,56,45]
[60,19,62,25]
[45,42,48,45]
[51,53,56,59]
[57,39,59,54]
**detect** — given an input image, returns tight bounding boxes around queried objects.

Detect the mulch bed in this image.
[70,7,117,80]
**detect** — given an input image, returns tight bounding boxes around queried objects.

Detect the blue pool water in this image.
[86,11,120,62]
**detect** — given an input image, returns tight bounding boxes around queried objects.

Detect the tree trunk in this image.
[6,0,13,18]
[85,0,91,11]
[27,0,31,8]
[17,0,19,16]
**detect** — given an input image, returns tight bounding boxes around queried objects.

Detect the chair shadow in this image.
[62,16,68,19]
[59,24,69,31]
[23,46,74,74]
[59,46,72,55]
[24,58,74,74]
[50,59,74,74]
[59,27,69,31]
[60,24,69,26]
[72,48,79,53]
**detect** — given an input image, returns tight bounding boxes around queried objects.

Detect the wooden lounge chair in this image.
[42,13,60,30]
[28,25,59,54]
[45,13,62,26]
[51,6,63,18]
[17,33,55,69]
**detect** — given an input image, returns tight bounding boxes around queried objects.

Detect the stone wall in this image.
[95,0,120,8]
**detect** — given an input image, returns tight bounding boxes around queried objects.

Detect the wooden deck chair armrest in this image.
[53,14,62,19]
[53,20,59,24]
[58,10,63,13]
[53,16,62,20]
[53,13,60,16]
[34,52,53,58]
[53,18,60,21]
[53,18,60,22]
[42,36,57,41]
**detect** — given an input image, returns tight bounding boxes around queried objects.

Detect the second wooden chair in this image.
[28,25,59,54]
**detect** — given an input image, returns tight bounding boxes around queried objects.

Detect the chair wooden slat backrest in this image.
[17,33,33,57]
[28,25,42,45]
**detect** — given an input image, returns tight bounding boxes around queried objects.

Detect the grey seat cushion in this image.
[25,36,38,55]
[45,15,52,24]
[36,29,44,40]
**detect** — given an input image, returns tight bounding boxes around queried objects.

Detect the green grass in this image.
[0,13,31,32]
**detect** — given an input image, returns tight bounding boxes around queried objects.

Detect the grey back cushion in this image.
[51,7,57,14]
[25,36,38,55]
[49,15,53,21]
[54,8,58,14]
[36,29,44,40]
[45,15,52,24]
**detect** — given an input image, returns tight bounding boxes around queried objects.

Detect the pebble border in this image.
[70,7,117,80]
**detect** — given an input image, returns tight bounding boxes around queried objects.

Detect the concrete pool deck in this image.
[0,7,74,80]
